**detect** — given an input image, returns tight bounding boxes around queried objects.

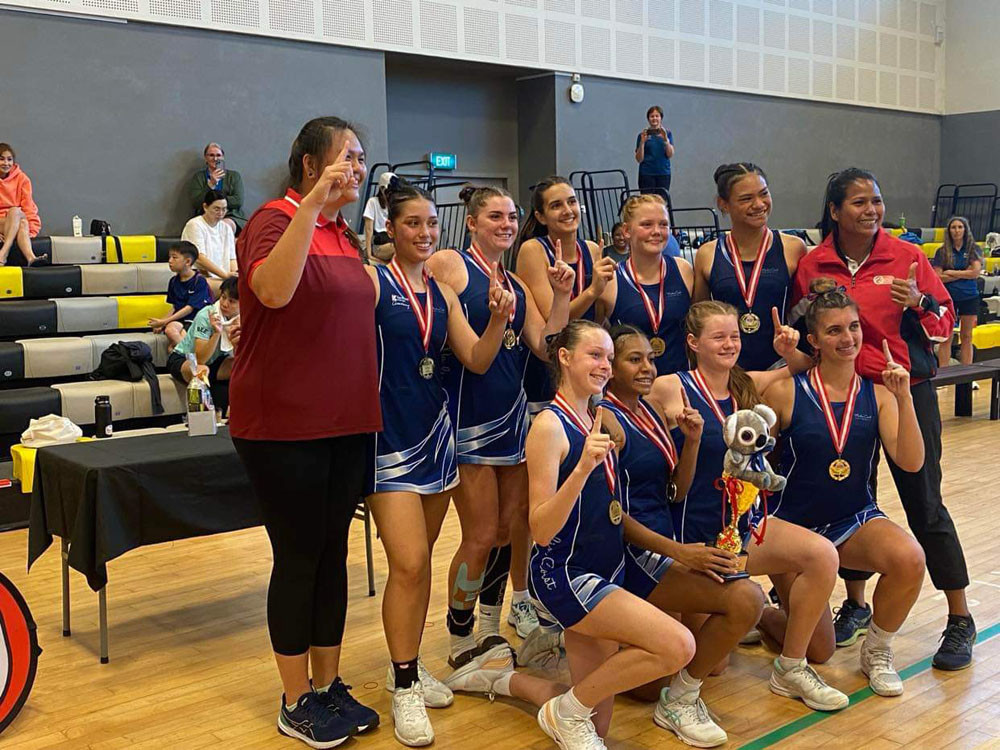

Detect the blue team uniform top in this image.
[773,372,880,528]
[367,264,456,495]
[932,245,981,303]
[708,231,791,371]
[440,250,529,466]
[608,256,690,376]
[524,237,595,412]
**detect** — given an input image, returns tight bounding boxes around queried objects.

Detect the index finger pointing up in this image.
[490,261,499,288]
[335,141,350,163]
[592,406,604,435]
[882,338,895,366]
[771,306,782,330]
[554,238,563,263]
[680,384,691,409]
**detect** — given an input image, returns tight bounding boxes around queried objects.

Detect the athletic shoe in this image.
[516,626,564,669]
[315,677,380,733]
[277,692,356,749]
[769,659,849,711]
[654,690,728,748]
[860,641,903,696]
[476,633,511,653]
[391,682,434,747]
[386,659,454,708]
[832,599,872,647]
[739,628,762,646]
[537,696,607,750]
[932,615,977,671]
[507,599,541,638]
[443,642,514,697]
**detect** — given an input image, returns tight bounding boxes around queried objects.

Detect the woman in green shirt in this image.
[185,143,247,234]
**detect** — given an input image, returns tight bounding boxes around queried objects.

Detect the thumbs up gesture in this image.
[890,261,922,308]
[579,406,615,474]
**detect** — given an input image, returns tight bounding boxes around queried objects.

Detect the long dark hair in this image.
[940,216,981,271]
[515,176,573,252]
[819,167,879,244]
[384,178,435,223]
[287,116,366,261]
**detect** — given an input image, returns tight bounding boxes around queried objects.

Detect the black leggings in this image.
[234,434,368,656]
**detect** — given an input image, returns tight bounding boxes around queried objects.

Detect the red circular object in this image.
[0,572,40,735]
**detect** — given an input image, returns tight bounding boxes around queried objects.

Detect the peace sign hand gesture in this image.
[578,407,615,475]
[488,261,516,319]
[302,142,354,211]
[771,306,800,360]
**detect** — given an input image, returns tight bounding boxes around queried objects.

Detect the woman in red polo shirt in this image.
[792,167,974,673]
[230,116,382,748]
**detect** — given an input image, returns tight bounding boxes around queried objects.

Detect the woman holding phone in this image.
[635,106,675,196]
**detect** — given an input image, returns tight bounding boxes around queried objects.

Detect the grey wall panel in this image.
[551,76,941,229]
[0,9,388,237]
[940,110,1000,188]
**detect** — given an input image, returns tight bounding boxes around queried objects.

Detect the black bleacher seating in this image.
[22,265,83,299]
[155,237,176,262]
[0,343,25,382]
[0,300,58,338]
[0,387,61,434]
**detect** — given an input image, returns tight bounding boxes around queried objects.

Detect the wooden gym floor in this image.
[1,383,998,749]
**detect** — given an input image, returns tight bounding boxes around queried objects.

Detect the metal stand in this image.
[61,538,71,637]
[60,536,110,663]
[99,586,109,664]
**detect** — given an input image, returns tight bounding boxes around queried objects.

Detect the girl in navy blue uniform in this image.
[596,326,764,748]
[598,194,692,377]
[651,301,851,713]
[362,182,517,745]
[933,216,983,367]
[426,186,576,676]
[762,280,925,698]
[693,163,806,371]
[527,320,695,748]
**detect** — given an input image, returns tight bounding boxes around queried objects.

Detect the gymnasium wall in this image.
[0,8,388,236]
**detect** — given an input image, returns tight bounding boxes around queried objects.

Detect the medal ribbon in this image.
[604,392,677,471]
[689,368,737,426]
[387,258,434,353]
[552,392,616,495]
[810,367,860,457]
[469,243,517,324]
[725,228,772,310]
[626,256,666,334]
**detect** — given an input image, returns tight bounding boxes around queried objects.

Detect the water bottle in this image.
[72,215,83,237]
[900,212,907,231]
[94,395,113,438]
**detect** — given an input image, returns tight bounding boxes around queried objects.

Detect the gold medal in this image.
[739,312,760,334]
[829,458,851,481]
[418,356,435,380]
[608,499,623,525]
[503,328,517,349]
[649,336,666,357]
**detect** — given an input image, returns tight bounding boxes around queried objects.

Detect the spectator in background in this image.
[363,171,396,263]
[932,216,983,367]
[186,143,246,234]
[182,189,237,296]
[0,143,47,266]
[604,222,629,264]
[635,106,674,196]
[150,241,213,349]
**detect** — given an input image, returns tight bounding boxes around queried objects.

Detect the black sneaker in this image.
[933,615,976,671]
[316,677,380,734]
[277,692,355,749]
[832,598,872,647]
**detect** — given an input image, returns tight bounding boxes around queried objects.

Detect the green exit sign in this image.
[429,152,457,170]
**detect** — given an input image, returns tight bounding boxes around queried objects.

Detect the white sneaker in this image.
[507,599,541,638]
[517,626,564,669]
[386,659,454,708]
[537,696,607,750]
[860,641,903,696]
[392,682,434,747]
[769,658,849,711]
[739,628,763,646]
[654,690,728,748]
[443,643,514,697]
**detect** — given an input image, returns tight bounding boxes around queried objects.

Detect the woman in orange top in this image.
[0,143,46,266]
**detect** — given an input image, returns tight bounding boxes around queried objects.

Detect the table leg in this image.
[99,585,109,664]
[61,538,70,637]
[991,376,999,420]
[364,506,375,598]
[955,383,973,417]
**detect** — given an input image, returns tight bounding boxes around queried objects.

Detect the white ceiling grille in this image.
[736,48,759,89]
[708,44,733,86]
[898,73,916,107]
[879,70,897,104]
[762,52,786,92]
[580,0,609,20]
[373,0,413,45]
[813,60,833,96]
[212,0,259,27]
[708,0,732,41]
[504,12,539,61]
[616,0,642,25]
[616,29,643,74]
[678,39,705,82]
[647,0,674,30]
[582,25,611,69]
[150,0,200,21]
[463,7,500,57]
[322,0,365,39]
[647,35,675,78]
[836,64,856,98]
[858,67,877,102]
[269,0,315,34]
[543,18,576,66]
[419,0,457,52]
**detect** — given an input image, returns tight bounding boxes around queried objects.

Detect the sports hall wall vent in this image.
[463,7,500,58]
[373,0,413,45]
[322,0,366,40]
[858,66,877,102]
[878,0,897,28]
[858,0,877,24]
[879,70,897,105]
[736,3,759,44]
[678,0,703,35]
[813,19,833,55]
[647,0,673,31]
[615,29,643,75]
[788,54,810,94]
[899,35,916,69]
[646,35,675,79]
[899,72,916,107]
[736,48,759,89]
[918,39,935,73]
[836,64,856,98]
[762,52,786,92]
[837,23,855,58]
[544,0,575,13]
[150,0,200,21]
[709,0,732,42]
[418,0,457,53]
[615,0,642,25]
[858,27,877,63]
[581,0,609,21]
[504,13,539,62]
[677,39,705,83]
[81,0,138,12]
[812,0,833,15]
[898,0,916,32]
[543,18,576,66]
[918,76,934,109]
[763,10,786,49]
[707,44,733,86]
[581,25,611,71]
[504,0,537,8]
[879,31,897,66]
[789,13,810,52]
[837,0,854,21]
[212,0,259,27]
[268,0,314,34]
[813,60,833,97]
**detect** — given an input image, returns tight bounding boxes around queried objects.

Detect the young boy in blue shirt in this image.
[150,241,213,349]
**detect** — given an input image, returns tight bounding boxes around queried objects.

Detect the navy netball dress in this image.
[523,237,595,414]
[670,371,764,544]
[608,256,690,376]
[366,264,456,495]
[708,231,790,371]
[440,251,529,466]
[773,371,884,545]
[601,395,676,599]
[528,404,626,630]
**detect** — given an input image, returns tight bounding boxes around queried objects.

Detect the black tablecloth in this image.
[27,428,260,591]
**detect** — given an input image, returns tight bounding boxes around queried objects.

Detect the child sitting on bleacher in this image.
[149,241,212,349]
[166,276,240,385]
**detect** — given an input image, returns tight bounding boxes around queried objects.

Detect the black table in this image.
[972,358,1000,420]
[930,362,1000,418]
[27,428,374,662]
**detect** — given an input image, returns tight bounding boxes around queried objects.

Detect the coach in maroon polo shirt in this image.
[230,116,382,744]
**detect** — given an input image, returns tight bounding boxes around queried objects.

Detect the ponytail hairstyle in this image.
[384,176,435,223]
[684,300,760,408]
[819,167,879,244]
[545,318,608,391]
[940,215,980,271]
[459,184,514,218]
[515,176,574,252]
[713,162,768,202]
[804,277,859,339]
[287,116,368,262]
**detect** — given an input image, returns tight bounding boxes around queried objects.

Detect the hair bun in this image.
[458,185,478,205]
[808,276,839,295]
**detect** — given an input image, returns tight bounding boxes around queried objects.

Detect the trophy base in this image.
[720,552,750,582]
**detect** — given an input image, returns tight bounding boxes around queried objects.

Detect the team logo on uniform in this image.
[0,573,40,735]
[873,275,895,285]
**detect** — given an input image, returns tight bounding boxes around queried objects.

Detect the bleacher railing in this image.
[931,183,999,239]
